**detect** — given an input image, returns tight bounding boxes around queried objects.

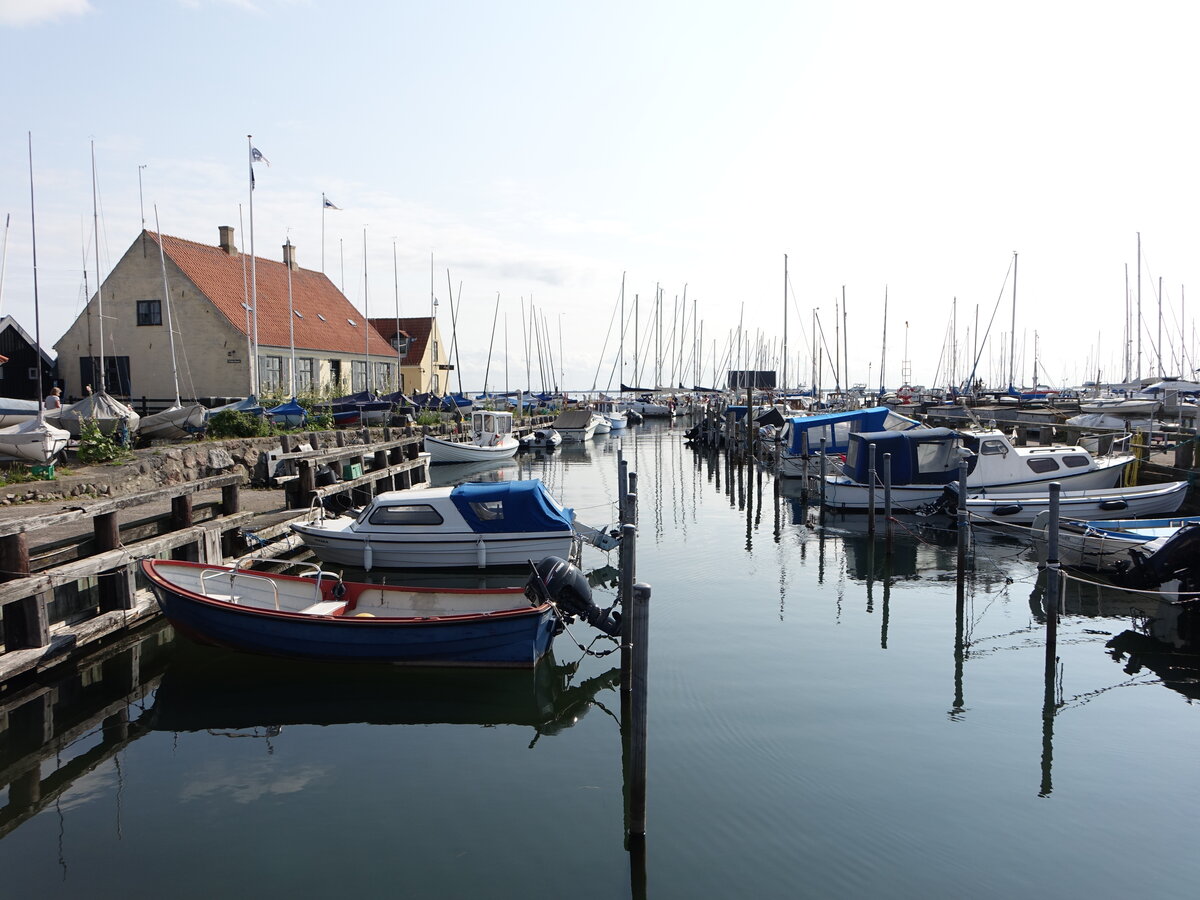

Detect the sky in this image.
[1,0,1198,396]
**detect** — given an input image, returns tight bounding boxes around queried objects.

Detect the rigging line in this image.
[590,284,622,391]
[963,256,1014,390]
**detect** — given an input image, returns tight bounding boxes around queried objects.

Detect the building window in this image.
[391,334,409,355]
[260,355,283,392]
[137,299,162,326]
[351,360,367,392]
[432,373,440,393]
[375,362,393,392]
[432,339,438,362]
[296,358,314,392]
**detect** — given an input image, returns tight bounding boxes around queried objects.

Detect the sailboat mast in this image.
[782,254,788,391]
[393,241,402,392]
[28,134,45,425]
[90,140,107,395]
[247,136,259,398]
[1009,251,1017,390]
[0,212,10,315]
[287,238,296,397]
[154,207,182,405]
[1137,231,1142,381]
[879,286,888,396]
[619,273,625,387]
[362,229,370,392]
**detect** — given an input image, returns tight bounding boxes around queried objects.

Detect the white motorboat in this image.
[552,408,603,442]
[1078,396,1160,416]
[818,426,1134,511]
[1031,511,1200,571]
[424,410,520,464]
[947,480,1189,526]
[521,426,562,449]
[593,416,612,435]
[0,416,69,464]
[290,478,616,570]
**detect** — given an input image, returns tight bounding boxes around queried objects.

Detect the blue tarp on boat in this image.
[266,398,307,427]
[844,427,971,486]
[449,480,574,534]
[783,406,919,456]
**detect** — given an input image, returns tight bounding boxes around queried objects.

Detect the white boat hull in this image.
[424,434,519,463]
[820,455,1132,511]
[0,418,70,463]
[966,480,1189,526]
[292,517,575,569]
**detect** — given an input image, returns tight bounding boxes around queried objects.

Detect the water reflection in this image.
[428,458,519,486]
[151,641,620,736]
[1107,599,1200,702]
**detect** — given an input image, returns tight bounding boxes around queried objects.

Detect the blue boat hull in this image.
[146,577,558,667]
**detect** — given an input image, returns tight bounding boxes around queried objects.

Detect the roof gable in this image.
[370,316,436,363]
[149,231,394,358]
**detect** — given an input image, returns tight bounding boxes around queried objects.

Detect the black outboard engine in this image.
[526,556,622,636]
[1113,523,1200,596]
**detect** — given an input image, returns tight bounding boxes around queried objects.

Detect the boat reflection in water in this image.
[1107,598,1200,702]
[150,640,620,737]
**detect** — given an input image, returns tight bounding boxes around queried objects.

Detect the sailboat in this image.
[0,135,69,465]
[139,213,207,441]
[58,141,140,439]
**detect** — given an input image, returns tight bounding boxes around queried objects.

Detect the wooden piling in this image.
[956,458,968,606]
[627,581,651,838]
[1045,482,1060,671]
[867,442,877,537]
[883,452,893,553]
[620,523,638,690]
[0,533,48,650]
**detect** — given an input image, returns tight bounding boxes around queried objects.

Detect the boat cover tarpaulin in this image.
[784,406,920,455]
[552,409,596,430]
[450,480,573,534]
[845,427,965,486]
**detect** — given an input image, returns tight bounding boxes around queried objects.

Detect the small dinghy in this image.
[141,555,621,665]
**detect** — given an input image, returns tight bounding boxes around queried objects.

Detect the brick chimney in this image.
[283,240,298,270]
[218,225,238,256]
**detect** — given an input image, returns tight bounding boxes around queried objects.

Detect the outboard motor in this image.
[526,556,622,636]
[1113,523,1200,595]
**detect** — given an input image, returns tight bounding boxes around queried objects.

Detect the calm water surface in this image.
[2,420,1197,898]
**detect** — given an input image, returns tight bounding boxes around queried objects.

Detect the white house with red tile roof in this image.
[53,227,400,403]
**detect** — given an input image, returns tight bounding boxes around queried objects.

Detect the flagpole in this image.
[321,193,326,273]
[363,227,371,393]
[393,239,402,393]
[239,203,254,395]
[247,135,259,398]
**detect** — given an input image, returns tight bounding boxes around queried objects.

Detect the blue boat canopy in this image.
[784,406,920,456]
[844,427,974,486]
[450,480,574,534]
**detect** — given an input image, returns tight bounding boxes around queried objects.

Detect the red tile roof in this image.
[370,316,435,364]
[149,231,394,358]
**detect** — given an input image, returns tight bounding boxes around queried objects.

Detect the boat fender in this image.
[992,503,1023,517]
[1099,499,1128,511]
[363,539,373,572]
[477,536,487,568]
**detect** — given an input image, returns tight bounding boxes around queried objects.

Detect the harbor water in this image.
[1,420,1198,898]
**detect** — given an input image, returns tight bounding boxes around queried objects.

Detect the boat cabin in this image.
[844,428,973,486]
[350,480,574,536]
[472,410,514,441]
[783,406,921,458]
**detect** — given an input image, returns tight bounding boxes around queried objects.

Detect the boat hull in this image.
[965,480,1189,526]
[424,434,519,463]
[290,520,576,569]
[142,560,557,666]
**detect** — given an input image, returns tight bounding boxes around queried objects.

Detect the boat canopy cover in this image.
[552,409,597,430]
[784,406,920,455]
[449,480,573,534]
[845,427,967,486]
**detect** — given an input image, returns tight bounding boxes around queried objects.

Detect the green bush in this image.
[415,411,442,426]
[207,409,273,439]
[78,418,129,464]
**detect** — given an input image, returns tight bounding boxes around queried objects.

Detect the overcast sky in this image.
[2,0,1197,395]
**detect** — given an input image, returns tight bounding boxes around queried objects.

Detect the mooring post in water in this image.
[818,436,827,520]
[1045,482,1061,668]
[628,580,652,838]
[956,457,968,604]
[620,523,638,689]
[618,451,629,524]
[628,473,639,527]
[867,442,877,537]
[883,452,893,553]
[0,532,48,649]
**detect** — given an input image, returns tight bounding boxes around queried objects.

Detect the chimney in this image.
[283,240,298,271]
[218,225,238,256]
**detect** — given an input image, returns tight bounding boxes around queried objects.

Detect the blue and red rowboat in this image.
[140,558,558,666]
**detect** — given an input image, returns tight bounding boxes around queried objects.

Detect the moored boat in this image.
[941,479,1189,526]
[1031,511,1200,571]
[289,477,618,570]
[424,409,520,463]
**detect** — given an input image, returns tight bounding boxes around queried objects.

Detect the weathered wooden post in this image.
[1045,482,1061,671]
[627,580,652,838]
[620,522,638,688]
[818,437,827,520]
[171,493,195,561]
[956,457,969,605]
[617,451,629,525]
[867,442,877,537]
[627,473,639,527]
[94,512,133,611]
[883,452,893,553]
[0,532,49,650]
